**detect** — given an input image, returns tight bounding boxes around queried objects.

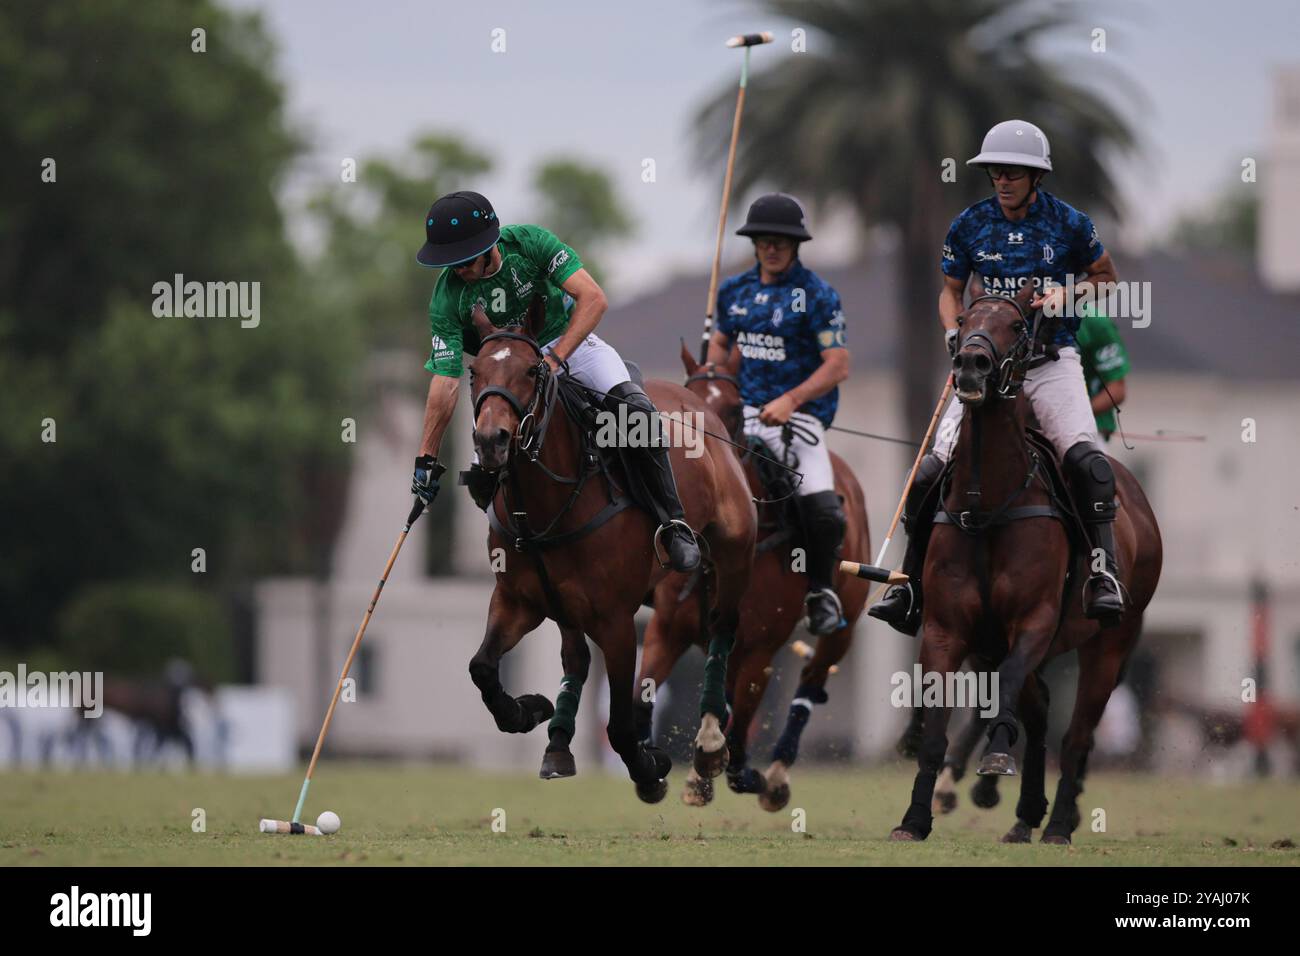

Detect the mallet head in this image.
[259,818,323,836]
[726,32,774,48]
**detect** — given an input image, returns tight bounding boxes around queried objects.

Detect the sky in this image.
[227,0,1299,298]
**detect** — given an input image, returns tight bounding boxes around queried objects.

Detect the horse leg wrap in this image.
[547,674,583,748]
[772,683,828,766]
[700,632,735,719]
[986,713,1020,752]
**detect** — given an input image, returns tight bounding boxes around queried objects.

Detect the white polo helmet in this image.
[967,119,1052,172]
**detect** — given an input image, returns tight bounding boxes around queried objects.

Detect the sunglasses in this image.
[753,236,796,251]
[987,165,1030,182]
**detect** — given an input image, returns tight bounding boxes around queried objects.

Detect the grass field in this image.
[1,763,1296,866]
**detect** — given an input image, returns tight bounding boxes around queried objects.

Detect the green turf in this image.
[1,763,1296,866]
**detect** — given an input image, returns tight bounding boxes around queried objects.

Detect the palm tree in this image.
[694,0,1139,438]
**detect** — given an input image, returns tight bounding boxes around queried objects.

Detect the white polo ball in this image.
[316,810,341,834]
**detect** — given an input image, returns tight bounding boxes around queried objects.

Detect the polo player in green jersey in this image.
[409,190,701,572]
[1074,307,1130,442]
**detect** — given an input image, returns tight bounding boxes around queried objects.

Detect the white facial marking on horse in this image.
[707,385,722,401]
[491,347,512,362]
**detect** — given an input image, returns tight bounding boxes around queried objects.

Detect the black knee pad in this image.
[915,452,945,487]
[605,381,654,414]
[1064,441,1114,492]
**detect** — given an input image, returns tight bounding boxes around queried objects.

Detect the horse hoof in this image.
[1001,821,1033,844]
[681,771,714,807]
[1041,829,1072,845]
[977,752,1017,776]
[636,778,668,804]
[758,783,790,813]
[512,694,555,733]
[539,748,576,779]
[693,743,729,779]
[970,777,1002,809]
[933,790,958,815]
[641,743,672,780]
[889,826,923,842]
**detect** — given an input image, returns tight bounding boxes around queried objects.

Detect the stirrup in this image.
[653,519,698,570]
[1082,568,1125,618]
[804,587,846,635]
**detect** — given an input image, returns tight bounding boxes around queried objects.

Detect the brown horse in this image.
[465,299,755,802]
[631,343,870,810]
[892,286,1162,844]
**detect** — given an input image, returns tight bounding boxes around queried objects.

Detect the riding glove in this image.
[412,455,447,505]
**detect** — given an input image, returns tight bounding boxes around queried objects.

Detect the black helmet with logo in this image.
[416,190,500,268]
[735,192,812,242]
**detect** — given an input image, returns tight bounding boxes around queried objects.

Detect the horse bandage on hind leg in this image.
[700,632,735,719]
[548,674,584,743]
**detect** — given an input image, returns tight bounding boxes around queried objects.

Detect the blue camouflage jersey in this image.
[941,189,1105,345]
[716,260,846,427]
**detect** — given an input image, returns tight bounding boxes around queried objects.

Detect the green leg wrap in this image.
[700,632,734,719]
[548,674,584,745]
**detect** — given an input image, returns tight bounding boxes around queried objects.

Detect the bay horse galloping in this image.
[466,296,755,802]
[892,286,1161,844]
[633,344,870,810]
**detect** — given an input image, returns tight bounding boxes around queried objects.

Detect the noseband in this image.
[472,330,558,457]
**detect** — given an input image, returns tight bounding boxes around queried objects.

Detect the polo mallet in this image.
[699,31,774,363]
[841,374,954,597]
[260,496,428,835]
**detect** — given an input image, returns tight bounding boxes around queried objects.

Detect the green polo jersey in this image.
[425,224,583,377]
[1074,308,1130,435]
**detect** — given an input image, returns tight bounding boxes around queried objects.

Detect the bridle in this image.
[684,363,744,443]
[471,330,561,464]
[957,294,1038,400]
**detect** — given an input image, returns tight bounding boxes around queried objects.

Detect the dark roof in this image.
[600,249,1300,380]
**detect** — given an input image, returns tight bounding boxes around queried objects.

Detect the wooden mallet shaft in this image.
[700,31,774,362]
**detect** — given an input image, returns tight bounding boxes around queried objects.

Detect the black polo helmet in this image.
[416,190,500,268]
[735,192,812,242]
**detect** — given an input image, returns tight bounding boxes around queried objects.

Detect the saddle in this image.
[929,426,1089,556]
[483,362,660,553]
[743,433,837,558]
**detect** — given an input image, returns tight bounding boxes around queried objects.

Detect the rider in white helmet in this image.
[870,119,1125,633]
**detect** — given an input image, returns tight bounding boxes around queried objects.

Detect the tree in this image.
[0,1,357,664]
[531,158,635,282]
[693,0,1137,438]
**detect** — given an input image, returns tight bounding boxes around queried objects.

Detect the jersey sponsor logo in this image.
[1042,244,1055,263]
[547,249,570,275]
[509,267,534,296]
[974,250,1003,262]
[735,330,785,361]
[830,308,845,328]
[1007,231,1024,244]
[1094,343,1124,371]
[818,329,835,348]
[771,306,784,326]
[942,244,956,262]
[727,303,748,316]
[1089,226,1101,248]
[431,334,455,362]
[753,292,770,304]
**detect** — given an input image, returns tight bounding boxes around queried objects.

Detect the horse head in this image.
[681,339,744,442]
[952,281,1037,406]
[469,293,550,471]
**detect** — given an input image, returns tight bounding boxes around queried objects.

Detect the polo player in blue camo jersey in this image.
[871,119,1126,635]
[704,193,851,636]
